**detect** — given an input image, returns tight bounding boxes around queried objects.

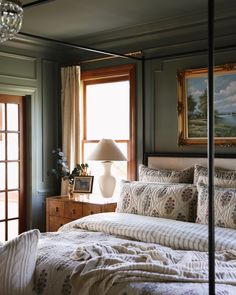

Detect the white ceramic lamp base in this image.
[99,161,116,198]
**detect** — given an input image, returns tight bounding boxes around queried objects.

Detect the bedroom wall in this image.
[144,49,236,155]
[0,40,64,231]
[78,49,236,173]
[74,3,236,159]
[2,3,235,232]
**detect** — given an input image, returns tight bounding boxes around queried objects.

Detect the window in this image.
[82,64,136,195]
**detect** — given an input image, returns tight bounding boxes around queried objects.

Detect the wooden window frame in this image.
[81,64,136,180]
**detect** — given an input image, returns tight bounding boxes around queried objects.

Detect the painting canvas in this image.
[177,64,236,145]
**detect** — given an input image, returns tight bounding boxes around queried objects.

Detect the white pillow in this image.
[194,164,236,188]
[0,229,40,295]
[196,182,236,229]
[139,164,194,183]
[117,181,197,222]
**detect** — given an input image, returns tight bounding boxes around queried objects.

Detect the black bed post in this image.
[208,0,215,294]
[142,55,146,163]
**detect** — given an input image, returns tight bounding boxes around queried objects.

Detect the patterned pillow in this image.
[196,182,236,229]
[117,181,197,222]
[139,164,194,184]
[194,164,236,188]
[0,229,40,295]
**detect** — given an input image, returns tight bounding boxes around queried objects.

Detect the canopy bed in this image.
[32,152,236,294]
[0,0,234,295]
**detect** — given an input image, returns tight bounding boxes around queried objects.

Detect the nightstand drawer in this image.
[83,203,102,216]
[103,203,117,212]
[48,216,70,231]
[64,202,82,219]
[48,200,64,217]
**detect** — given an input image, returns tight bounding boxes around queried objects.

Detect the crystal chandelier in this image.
[0,0,23,43]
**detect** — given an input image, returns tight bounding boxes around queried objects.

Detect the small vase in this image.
[68,183,74,199]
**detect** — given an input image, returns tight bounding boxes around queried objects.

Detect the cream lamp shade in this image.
[87,139,127,198]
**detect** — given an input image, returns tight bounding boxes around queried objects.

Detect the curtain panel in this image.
[61,66,81,194]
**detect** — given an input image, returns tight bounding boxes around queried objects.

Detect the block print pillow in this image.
[117,181,197,222]
[196,182,236,229]
[194,164,236,188]
[139,164,194,184]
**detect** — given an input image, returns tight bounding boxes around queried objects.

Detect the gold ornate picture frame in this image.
[177,63,236,146]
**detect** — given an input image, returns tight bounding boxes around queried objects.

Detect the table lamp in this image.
[87,139,126,198]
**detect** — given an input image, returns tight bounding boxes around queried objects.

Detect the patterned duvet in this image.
[35,213,236,295]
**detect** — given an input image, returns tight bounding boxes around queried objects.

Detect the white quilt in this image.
[59,213,236,295]
[60,212,236,251]
[35,213,236,295]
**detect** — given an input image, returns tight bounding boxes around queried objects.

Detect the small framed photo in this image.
[73,176,94,193]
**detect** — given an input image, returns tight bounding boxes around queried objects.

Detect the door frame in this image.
[0,84,37,231]
[0,94,26,237]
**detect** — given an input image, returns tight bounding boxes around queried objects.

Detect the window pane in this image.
[84,142,127,196]
[7,133,19,160]
[0,163,5,190]
[0,222,5,243]
[0,133,5,160]
[8,191,19,219]
[86,81,129,140]
[7,104,18,131]
[8,219,18,240]
[0,103,5,131]
[0,192,5,220]
[7,162,19,190]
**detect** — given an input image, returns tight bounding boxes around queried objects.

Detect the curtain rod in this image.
[18,32,142,61]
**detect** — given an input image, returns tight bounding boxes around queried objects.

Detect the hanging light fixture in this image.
[0,0,23,43]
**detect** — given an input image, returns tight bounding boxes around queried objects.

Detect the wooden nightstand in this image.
[46,195,117,232]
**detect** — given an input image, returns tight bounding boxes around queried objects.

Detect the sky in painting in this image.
[186,73,236,114]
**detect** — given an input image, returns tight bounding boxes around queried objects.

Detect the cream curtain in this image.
[61,66,81,194]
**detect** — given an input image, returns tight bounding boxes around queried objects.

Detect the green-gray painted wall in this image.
[0,43,61,232]
[1,17,236,232]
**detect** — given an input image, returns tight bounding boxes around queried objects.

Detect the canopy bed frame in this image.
[17,0,220,294]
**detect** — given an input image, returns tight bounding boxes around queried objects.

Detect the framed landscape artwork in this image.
[177,64,236,146]
[73,176,94,193]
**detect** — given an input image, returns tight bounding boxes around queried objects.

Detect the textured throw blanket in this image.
[70,241,236,295]
[59,213,236,295]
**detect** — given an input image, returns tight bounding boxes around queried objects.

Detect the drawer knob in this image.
[56,207,59,212]
[90,211,94,215]
[72,209,76,214]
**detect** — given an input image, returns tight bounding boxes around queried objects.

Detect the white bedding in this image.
[35,213,236,295]
[60,212,236,251]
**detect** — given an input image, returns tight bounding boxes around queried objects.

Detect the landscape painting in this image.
[177,64,236,145]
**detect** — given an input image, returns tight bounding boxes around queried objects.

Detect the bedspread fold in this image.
[70,240,236,295]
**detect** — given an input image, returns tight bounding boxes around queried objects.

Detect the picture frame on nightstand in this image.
[73,176,94,193]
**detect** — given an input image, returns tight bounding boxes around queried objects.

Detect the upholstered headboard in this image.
[144,153,236,170]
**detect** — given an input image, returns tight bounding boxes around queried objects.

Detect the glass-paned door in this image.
[0,94,25,242]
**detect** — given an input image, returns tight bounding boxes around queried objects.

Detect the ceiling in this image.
[16,0,236,59]
[21,0,233,41]
[22,0,208,40]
